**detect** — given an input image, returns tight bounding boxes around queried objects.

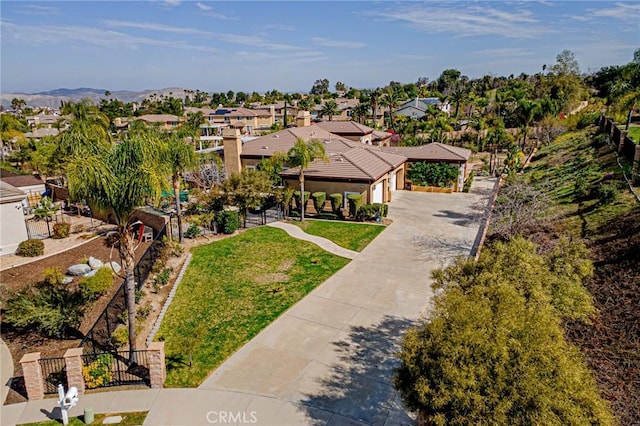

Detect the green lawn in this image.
[290,219,386,252]
[19,411,148,426]
[156,226,351,387]
[627,126,640,144]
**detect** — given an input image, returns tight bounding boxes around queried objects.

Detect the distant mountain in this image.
[0,87,192,109]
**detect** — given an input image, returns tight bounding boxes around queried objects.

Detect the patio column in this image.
[64,348,85,393]
[148,342,166,389]
[20,352,44,400]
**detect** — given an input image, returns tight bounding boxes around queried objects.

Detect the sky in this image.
[1,1,639,94]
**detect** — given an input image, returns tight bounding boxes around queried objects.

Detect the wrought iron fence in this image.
[39,356,67,394]
[81,350,150,389]
[25,213,67,240]
[80,225,166,352]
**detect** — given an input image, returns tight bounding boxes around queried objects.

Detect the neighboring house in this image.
[311,98,360,122]
[23,127,60,141]
[187,106,273,134]
[0,181,29,254]
[26,112,60,129]
[136,114,183,129]
[0,170,46,210]
[381,143,471,191]
[314,121,375,145]
[371,130,393,147]
[396,97,451,119]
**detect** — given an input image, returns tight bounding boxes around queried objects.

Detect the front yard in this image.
[289,219,386,252]
[156,226,351,387]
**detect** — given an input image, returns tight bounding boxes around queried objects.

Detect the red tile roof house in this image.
[313,121,393,147]
[220,112,472,214]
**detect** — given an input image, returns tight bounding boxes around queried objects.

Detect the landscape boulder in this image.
[67,263,91,276]
[88,256,104,270]
[62,276,73,285]
[104,261,122,274]
[83,269,98,278]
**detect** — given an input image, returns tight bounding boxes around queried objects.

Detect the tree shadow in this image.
[433,209,482,227]
[299,315,417,425]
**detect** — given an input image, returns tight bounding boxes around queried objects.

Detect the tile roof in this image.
[281,146,406,182]
[137,114,183,123]
[0,181,27,203]
[372,130,392,142]
[241,126,359,157]
[314,121,374,136]
[0,172,44,188]
[381,143,471,162]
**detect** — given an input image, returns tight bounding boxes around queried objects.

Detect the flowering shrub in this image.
[82,354,114,388]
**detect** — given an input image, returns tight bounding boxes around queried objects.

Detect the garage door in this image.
[389,172,397,192]
[372,183,384,203]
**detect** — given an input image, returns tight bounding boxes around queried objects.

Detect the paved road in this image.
[2,178,495,426]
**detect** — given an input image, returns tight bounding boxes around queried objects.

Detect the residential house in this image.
[381,143,471,191]
[313,121,393,147]
[136,114,183,130]
[396,97,451,119]
[0,181,29,254]
[0,170,46,211]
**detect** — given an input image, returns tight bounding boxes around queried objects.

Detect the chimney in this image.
[223,128,242,178]
[415,96,419,108]
[296,110,310,128]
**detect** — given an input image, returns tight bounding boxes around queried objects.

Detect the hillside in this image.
[0,87,190,108]
[518,125,640,423]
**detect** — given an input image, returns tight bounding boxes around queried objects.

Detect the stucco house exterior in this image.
[0,181,29,254]
[397,97,451,119]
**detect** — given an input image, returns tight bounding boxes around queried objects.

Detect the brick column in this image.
[633,145,640,185]
[64,348,85,393]
[20,352,44,400]
[148,342,166,389]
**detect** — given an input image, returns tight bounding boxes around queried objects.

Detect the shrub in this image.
[407,162,459,187]
[347,194,363,219]
[315,212,339,220]
[78,268,114,301]
[82,354,114,388]
[329,193,343,216]
[137,302,153,320]
[184,223,201,239]
[357,204,383,221]
[52,222,70,239]
[288,210,301,218]
[311,192,326,213]
[215,210,239,234]
[110,326,129,348]
[155,268,171,286]
[293,191,311,212]
[595,182,618,205]
[463,171,475,193]
[16,239,44,257]
[372,203,388,217]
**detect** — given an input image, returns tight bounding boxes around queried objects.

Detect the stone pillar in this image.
[633,145,640,185]
[296,110,310,128]
[223,128,242,179]
[148,342,166,389]
[20,352,44,400]
[64,348,85,393]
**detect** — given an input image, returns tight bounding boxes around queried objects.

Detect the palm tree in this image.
[382,91,402,130]
[320,100,339,121]
[287,138,328,221]
[57,99,111,159]
[297,97,313,112]
[352,102,369,124]
[164,129,198,242]
[370,89,383,128]
[66,122,167,362]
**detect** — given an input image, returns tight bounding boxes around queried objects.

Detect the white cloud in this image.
[1,21,219,53]
[104,20,210,35]
[591,2,640,21]
[366,4,553,39]
[163,0,181,7]
[15,4,59,15]
[196,2,212,11]
[312,37,365,49]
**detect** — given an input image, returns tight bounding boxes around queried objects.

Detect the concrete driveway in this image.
[146,177,494,426]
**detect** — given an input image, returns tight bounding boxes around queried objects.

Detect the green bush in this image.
[110,327,129,348]
[16,239,44,257]
[329,193,343,215]
[79,268,114,301]
[184,223,201,239]
[407,161,459,187]
[288,210,301,218]
[215,210,239,234]
[595,182,618,205]
[372,203,388,217]
[347,194,363,219]
[156,268,171,286]
[83,353,114,388]
[311,192,327,213]
[315,212,339,220]
[293,191,310,212]
[52,222,70,239]
[357,204,386,222]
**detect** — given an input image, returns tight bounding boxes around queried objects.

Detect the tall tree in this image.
[287,138,328,221]
[164,128,198,242]
[320,100,339,121]
[66,122,167,361]
[381,91,402,130]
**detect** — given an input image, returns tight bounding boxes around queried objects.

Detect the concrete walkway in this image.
[267,222,359,259]
[0,338,13,406]
[2,178,495,426]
